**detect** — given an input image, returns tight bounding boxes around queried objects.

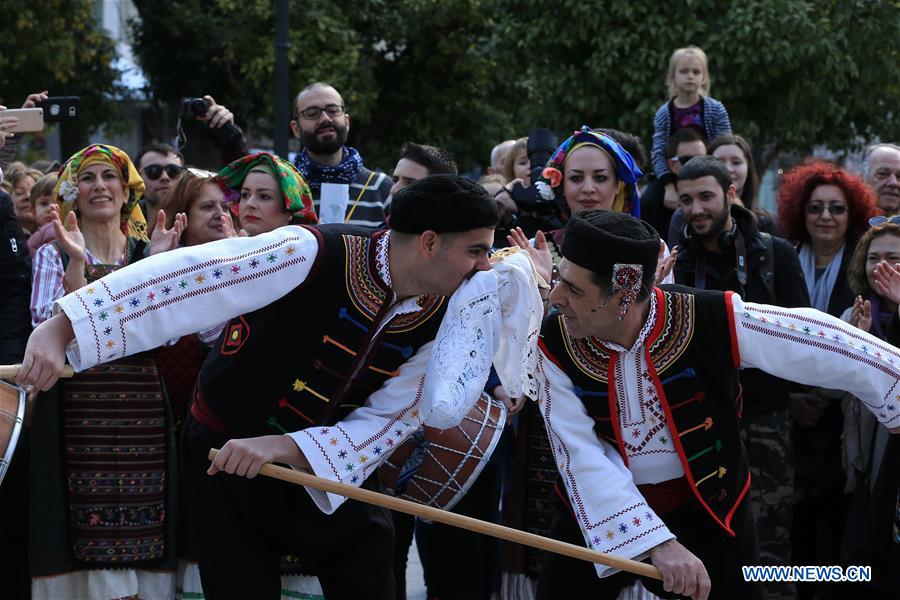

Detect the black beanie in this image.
[561,210,660,292]
[389,174,500,234]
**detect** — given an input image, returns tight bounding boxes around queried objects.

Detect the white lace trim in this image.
[423,250,542,428]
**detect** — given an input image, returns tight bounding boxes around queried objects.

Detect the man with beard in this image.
[529,209,900,599]
[673,156,808,600]
[864,143,900,216]
[291,82,392,228]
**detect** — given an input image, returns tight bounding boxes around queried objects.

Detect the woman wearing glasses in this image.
[778,161,879,316]
[776,160,879,599]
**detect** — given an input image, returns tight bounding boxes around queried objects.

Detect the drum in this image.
[0,380,26,487]
[380,393,506,511]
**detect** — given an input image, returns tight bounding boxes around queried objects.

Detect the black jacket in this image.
[0,191,31,363]
[674,204,810,413]
[639,178,674,239]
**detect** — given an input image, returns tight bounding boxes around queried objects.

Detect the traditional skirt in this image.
[30,356,178,578]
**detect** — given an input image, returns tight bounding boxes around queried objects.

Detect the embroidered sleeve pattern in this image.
[55,226,319,371]
[289,341,433,514]
[538,351,673,578]
[735,297,900,429]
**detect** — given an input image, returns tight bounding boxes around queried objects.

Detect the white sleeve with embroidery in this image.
[538,350,674,578]
[289,341,432,514]
[734,296,900,429]
[54,226,320,371]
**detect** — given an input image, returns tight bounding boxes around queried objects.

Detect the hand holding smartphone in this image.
[2,108,43,133]
[36,96,80,122]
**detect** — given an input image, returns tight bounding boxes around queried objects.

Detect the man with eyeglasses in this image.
[291,82,392,228]
[640,127,707,240]
[673,156,809,600]
[864,143,900,216]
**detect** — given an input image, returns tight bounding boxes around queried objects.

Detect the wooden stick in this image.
[0,364,75,380]
[208,447,662,580]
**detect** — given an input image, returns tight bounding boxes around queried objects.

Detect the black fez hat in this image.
[389,174,500,234]
[561,210,660,289]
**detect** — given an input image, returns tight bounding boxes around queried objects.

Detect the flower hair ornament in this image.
[58,178,79,204]
[611,262,643,319]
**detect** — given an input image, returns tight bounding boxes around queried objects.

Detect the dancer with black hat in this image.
[531,210,900,599]
[14,174,520,599]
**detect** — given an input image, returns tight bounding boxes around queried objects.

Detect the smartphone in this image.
[4,108,44,133]
[37,96,80,122]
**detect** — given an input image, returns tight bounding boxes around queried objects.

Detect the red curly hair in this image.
[777,160,880,245]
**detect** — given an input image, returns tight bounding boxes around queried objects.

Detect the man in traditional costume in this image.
[15,175,545,599]
[532,210,900,599]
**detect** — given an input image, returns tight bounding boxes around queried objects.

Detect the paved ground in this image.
[406,539,427,600]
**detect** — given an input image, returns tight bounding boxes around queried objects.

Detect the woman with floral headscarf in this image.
[502,128,674,600]
[165,152,325,600]
[510,126,675,296]
[28,144,179,598]
[218,151,317,236]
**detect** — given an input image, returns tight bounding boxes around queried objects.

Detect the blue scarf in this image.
[799,242,845,312]
[293,146,364,196]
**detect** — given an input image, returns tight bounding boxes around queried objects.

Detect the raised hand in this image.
[149,209,187,254]
[849,295,872,332]
[0,105,18,150]
[873,260,900,306]
[50,204,86,263]
[507,226,552,285]
[222,212,248,238]
[22,90,49,108]
[198,94,234,129]
[655,242,677,285]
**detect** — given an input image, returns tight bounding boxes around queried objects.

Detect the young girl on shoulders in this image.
[651,46,732,203]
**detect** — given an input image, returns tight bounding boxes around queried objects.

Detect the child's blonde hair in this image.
[30,173,58,208]
[666,46,711,98]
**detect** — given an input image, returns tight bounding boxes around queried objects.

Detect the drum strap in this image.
[394,428,428,496]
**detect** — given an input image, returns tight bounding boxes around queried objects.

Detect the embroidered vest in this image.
[195,226,446,438]
[540,286,751,536]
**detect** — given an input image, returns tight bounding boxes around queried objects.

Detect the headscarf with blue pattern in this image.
[536,125,643,220]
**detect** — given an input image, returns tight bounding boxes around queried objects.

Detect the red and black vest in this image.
[192,226,446,438]
[540,286,751,536]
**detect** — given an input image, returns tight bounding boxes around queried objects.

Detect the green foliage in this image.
[0,0,121,151]
[490,0,900,167]
[350,0,509,170]
[131,0,370,143]
[129,0,900,171]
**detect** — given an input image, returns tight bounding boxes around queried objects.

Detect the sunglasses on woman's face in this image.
[805,202,847,215]
[141,164,185,181]
[868,215,900,227]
